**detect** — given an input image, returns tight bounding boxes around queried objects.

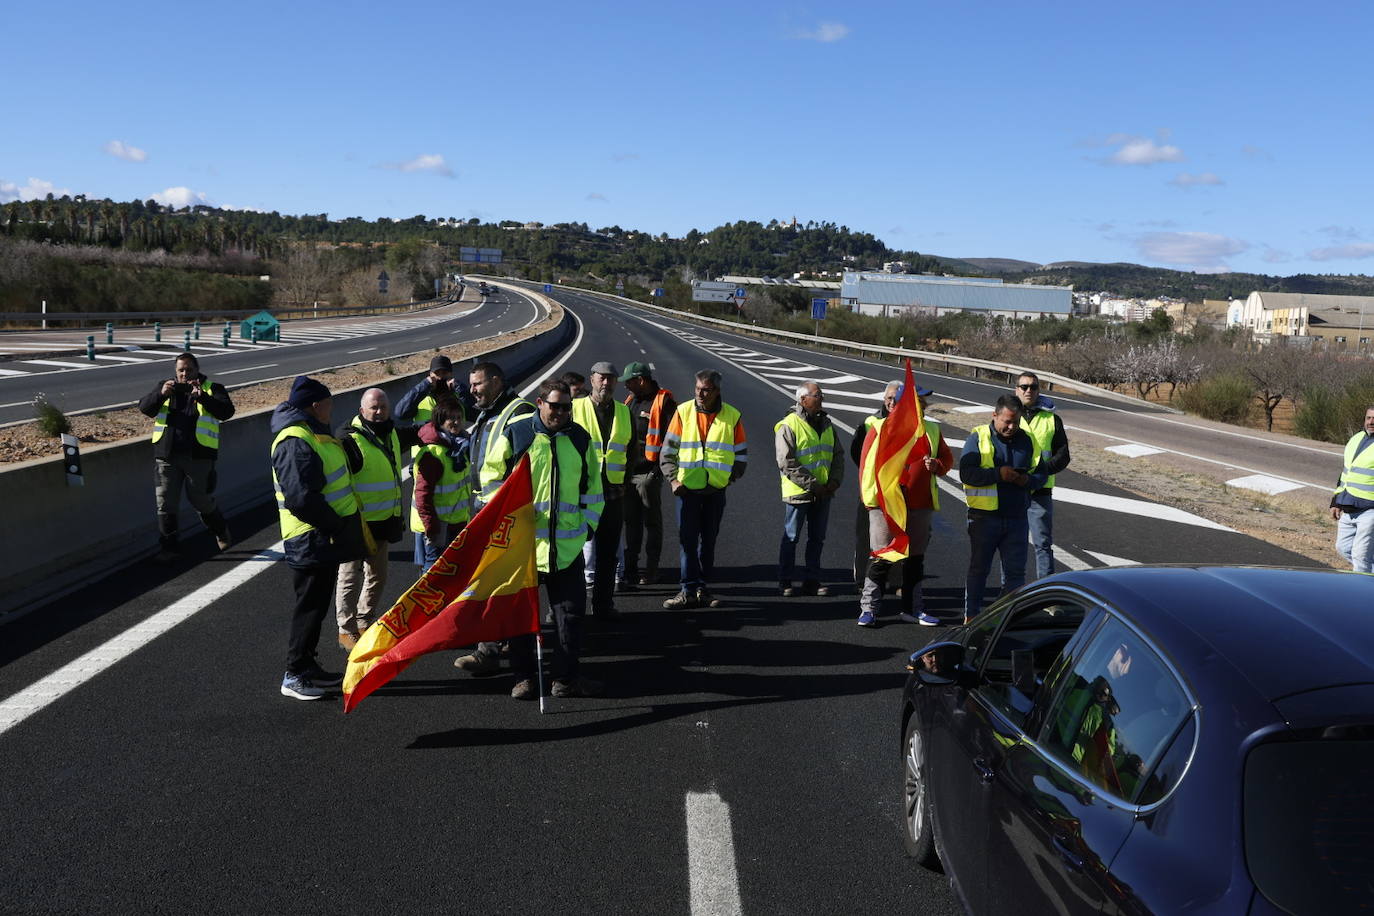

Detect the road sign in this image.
[652,288,665,297]
[811,298,827,321]
[377,270,389,294]
[735,287,747,299]
[544,284,553,293]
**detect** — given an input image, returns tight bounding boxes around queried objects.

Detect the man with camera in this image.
[396,355,473,429]
[137,351,235,562]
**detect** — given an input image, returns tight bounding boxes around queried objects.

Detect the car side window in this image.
[1038,617,1192,805]
[974,600,1089,730]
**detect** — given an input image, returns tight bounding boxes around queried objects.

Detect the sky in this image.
[3,0,1372,277]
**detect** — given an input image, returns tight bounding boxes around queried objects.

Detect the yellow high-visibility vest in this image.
[270,425,357,540]
[668,402,743,490]
[151,379,220,450]
[572,396,632,485]
[775,411,836,499]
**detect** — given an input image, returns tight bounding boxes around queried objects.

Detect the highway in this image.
[0,286,541,426]
[0,286,1320,915]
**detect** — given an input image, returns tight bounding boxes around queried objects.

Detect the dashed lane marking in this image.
[0,544,285,738]
[1083,550,1140,567]
[686,792,743,916]
[1226,474,1305,495]
[218,364,279,374]
[19,359,96,368]
[1105,443,1165,458]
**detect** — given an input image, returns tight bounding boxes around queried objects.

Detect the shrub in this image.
[33,393,70,436]
[1295,377,1374,443]
[1177,373,1253,423]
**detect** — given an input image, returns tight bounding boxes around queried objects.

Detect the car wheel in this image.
[902,715,938,867]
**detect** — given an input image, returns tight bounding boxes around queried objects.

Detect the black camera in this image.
[173,382,192,396]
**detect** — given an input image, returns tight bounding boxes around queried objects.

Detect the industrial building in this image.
[1236,291,1374,351]
[839,272,1072,320]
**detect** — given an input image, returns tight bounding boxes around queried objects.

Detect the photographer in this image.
[395,355,473,431]
[137,351,235,562]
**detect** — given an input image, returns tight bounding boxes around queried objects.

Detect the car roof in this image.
[1049,566,1374,704]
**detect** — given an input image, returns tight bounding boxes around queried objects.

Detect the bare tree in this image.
[339,268,389,309]
[1243,342,1312,431]
[273,245,340,307]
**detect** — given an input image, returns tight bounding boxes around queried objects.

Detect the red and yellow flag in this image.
[871,360,925,562]
[342,455,540,713]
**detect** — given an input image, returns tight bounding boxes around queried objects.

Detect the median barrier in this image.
[0,292,569,618]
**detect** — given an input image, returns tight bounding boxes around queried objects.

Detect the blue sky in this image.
[4,0,1371,276]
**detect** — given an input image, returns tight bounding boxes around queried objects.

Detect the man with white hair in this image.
[851,381,902,582]
[775,381,843,596]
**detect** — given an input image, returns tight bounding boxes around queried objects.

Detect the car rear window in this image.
[1244,739,1374,914]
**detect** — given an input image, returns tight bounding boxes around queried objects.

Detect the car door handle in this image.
[972,757,995,783]
[1052,836,1085,871]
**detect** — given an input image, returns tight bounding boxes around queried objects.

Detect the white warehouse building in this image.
[840,272,1073,320]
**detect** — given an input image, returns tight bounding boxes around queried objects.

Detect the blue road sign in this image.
[811,298,827,320]
[544,284,553,293]
[652,288,665,297]
[735,287,747,299]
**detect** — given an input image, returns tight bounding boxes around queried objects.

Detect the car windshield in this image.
[1244,738,1374,914]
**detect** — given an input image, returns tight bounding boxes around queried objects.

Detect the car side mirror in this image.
[909,642,968,687]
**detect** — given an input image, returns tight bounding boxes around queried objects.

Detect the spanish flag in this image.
[342,455,540,713]
[871,360,924,563]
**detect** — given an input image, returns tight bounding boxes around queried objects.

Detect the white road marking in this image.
[1105,443,1165,458]
[218,364,279,374]
[0,369,30,377]
[0,544,285,737]
[347,347,378,354]
[1069,425,1328,490]
[685,792,743,916]
[520,307,584,397]
[1083,550,1139,567]
[953,404,989,413]
[91,353,153,362]
[1226,474,1305,495]
[1051,545,1093,570]
[20,359,96,368]
[1054,486,1234,532]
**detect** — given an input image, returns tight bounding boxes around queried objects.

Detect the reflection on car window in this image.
[976,601,1087,730]
[1040,618,1191,804]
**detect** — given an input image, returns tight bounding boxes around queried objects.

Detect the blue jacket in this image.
[958,424,1048,518]
[395,376,474,423]
[270,403,367,569]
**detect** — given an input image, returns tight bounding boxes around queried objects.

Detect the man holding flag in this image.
[856,369,951,627]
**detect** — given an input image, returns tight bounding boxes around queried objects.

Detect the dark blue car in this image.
[900,566,1374,914]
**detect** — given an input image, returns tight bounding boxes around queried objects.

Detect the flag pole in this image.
[535,631,546,714]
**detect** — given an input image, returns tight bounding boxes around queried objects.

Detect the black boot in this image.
[155,513,180,563]
[202,510,232,551]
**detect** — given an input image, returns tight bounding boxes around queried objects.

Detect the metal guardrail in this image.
[510,279,1176,412]
[0,297,452,327]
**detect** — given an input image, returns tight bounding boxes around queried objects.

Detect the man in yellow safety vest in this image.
[1331,405,1374,573]
[1016,370,1071,580]
[774,381,843,597]
[572,360,635,619]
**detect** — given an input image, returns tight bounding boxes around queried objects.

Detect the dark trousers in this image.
[591,497,625,612]
[511,555,587,681]
[779,499,831,586]
[622,470,663,577]
[677,489,726,589]
[287,563,339,674]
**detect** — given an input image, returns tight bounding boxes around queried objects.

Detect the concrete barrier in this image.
[0,299,573,617]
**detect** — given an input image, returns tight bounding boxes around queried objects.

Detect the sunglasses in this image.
[544,401,572,411]
[1018,384,1039,391]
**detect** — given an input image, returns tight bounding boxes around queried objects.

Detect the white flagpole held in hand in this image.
[536,631,546,714]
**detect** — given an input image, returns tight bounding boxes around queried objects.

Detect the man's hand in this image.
[922,456,938,472]
[670,479,683,494]
[160,379,176,397]
[998,465,1019,483]
[1332,506,1343,521]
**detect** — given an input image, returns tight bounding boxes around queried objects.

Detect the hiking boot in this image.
[454,652,501,676]
[696,587,722,608]
[552,676,604,698]
[305,663,343,687]
[510,678,538,701]
[662,590,698,610]
[338,632,358,651]
[280,672,328,701]
[802,581,829,597]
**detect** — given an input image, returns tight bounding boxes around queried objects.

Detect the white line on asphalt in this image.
[520,306,584,397]
[0,370,30,378]
[0,544,285,738]
[347,347,377,354]
[1083,550,1139,567]
[686,791,743,916]
[0,398,34,406]
[218,364,279,374]
[1051,545,1093,571]
[1066,424,1329,490]
[1053,486,1234,532]
[20,359,96,368]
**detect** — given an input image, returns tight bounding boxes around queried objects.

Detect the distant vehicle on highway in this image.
[900,565,1374,915]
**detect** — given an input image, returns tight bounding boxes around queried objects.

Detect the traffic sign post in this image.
[734,287,747,310]
[811,297,827,336]
[544,284,553,294]
[652,288,665,298]
[105,322,113,345]
[86,335,95,361]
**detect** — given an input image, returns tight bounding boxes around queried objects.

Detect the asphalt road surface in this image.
[0,287,1318,915]
[0,287,539,426]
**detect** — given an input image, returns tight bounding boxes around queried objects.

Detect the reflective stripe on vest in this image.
[963,425,1000,511]
[409,443,472,531]
[626,388,672,463]
[674,402,742,490]
[572,397,632,485]
[271,425,357,540]
[349,416,403,521]
[775,411,836,499]
[1020,408,1057,489]
[528,431,601,573]
[475,397,533,505]
[1336,432,1374,502]
[858,418,942,510]
[150,379,220,451]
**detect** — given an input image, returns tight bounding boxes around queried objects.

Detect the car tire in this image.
[902,714,938,867]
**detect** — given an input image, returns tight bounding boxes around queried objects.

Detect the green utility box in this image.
[239,310,280,341]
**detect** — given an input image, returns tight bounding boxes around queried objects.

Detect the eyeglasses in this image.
[1017,384,1039,391]
[544,401,572,411]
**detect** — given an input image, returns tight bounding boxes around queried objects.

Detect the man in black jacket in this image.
[137,352,235,562]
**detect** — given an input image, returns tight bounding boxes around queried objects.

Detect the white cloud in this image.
[103,140,148,163]
[0,177,73,202]
[1136,231,1248,272]
[1105,133,1185,165]
[1262,247,1292,264]
[1308,243,1374,261]
[586,192,609,202]
[1318,225,1362,242]
[1169,172,1223,187]
[152,186,212,208]
[790,21,850,42]
[381,153,455,177]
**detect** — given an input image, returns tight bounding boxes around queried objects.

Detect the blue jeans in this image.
[677,489,727,589]
[1336,508,1374,573]
[965,513,1029,620]
[1027,489,1055,580]
[779,500,832,585]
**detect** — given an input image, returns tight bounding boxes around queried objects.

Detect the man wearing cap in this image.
[137,351,236,561]
[620,361,676,586]
[856,382,951,627]
[572,361,635,618]
[396,355,473,431]
[659,368,747,610]
[270,376,370,700]
[1015,371,1071,580]
[775,381,843,597]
